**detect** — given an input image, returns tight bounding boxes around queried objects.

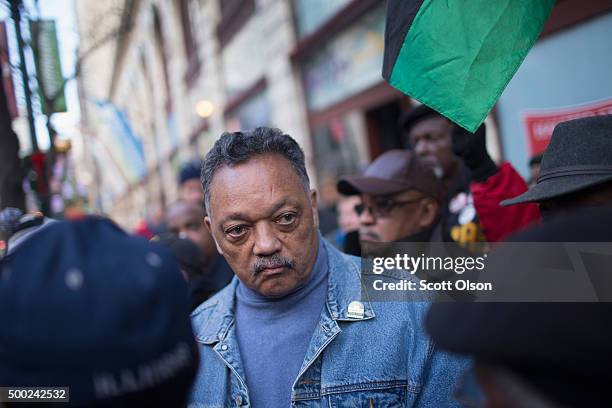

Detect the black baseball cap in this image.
[338,150,443,201]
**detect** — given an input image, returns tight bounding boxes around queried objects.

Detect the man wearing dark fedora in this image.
[502,115,612,216]
[426,207,612,407]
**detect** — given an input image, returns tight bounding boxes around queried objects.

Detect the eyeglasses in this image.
[354,196,425,218]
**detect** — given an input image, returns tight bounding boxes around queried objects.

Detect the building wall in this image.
[75,0,313,228]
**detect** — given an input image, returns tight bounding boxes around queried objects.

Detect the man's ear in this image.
[310,189,319,228]
[205,216,224,255]
[418,198,439,229]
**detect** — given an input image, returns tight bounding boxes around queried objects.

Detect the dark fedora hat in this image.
[502,115,612,206]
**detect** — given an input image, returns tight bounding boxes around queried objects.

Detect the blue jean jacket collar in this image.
[191,237,375,345]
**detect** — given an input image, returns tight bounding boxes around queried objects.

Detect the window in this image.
[176,0,201,85]
[152,6,172,112]
[225,80,271,131]
[217,0,255,48]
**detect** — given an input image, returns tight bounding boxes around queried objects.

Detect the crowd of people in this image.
[0,109,611,407]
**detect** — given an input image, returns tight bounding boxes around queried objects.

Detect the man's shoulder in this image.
[191,294,220,319]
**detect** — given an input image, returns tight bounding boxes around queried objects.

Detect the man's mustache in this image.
[252,254,296,276]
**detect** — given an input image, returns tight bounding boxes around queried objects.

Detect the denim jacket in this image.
[189,239,471,407]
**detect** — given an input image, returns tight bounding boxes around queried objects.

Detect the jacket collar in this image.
[191,278,238,344]
[191,237,375,344]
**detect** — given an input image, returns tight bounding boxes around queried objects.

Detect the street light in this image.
[53,138,71,153]
[195,99,214,118]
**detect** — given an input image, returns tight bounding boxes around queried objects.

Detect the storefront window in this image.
[301,5,385,111]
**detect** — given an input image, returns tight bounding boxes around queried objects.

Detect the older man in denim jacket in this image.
[189,127,471,407]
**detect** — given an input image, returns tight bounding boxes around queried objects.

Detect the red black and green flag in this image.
[383,0,554,132]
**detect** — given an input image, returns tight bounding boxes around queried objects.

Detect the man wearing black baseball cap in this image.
[338,150,443,243]
[502,115,612,217]
[0,217,198,407]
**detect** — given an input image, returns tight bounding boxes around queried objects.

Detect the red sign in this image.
[523,99,612,156]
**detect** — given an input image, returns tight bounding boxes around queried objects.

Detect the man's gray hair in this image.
[201,127,310,213]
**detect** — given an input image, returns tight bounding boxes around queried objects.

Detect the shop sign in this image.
[523,98,612,155]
